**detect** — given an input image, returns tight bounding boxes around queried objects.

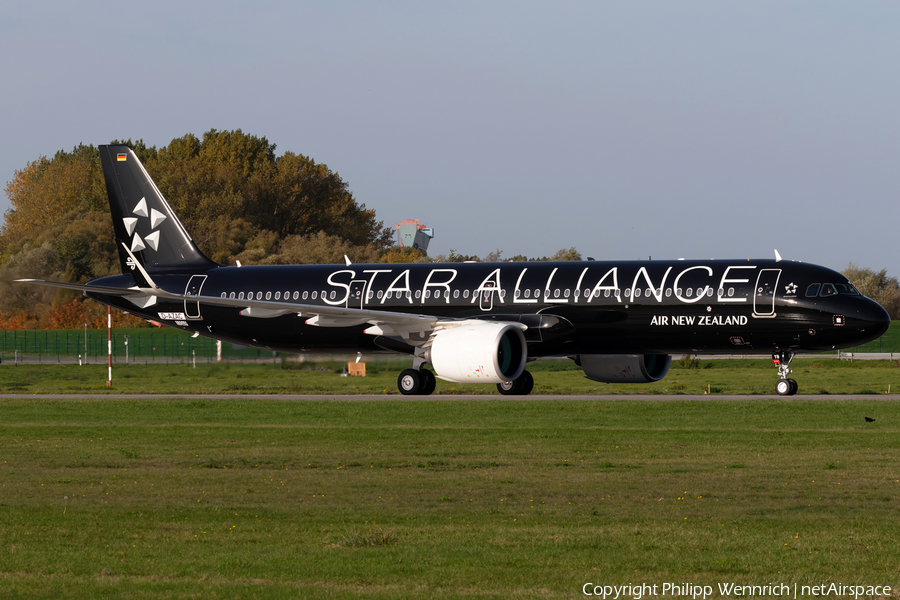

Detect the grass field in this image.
[2,397,900,598]
[1,356,899,396]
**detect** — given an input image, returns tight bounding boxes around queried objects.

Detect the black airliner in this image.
[19,145,890,396]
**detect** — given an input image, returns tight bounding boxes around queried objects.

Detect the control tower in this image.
[396,219,434,251]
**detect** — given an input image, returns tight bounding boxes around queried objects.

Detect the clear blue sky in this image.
[2,1,897,276]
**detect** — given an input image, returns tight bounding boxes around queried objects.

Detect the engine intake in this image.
[575,354,671,383]
[426,322,527,384]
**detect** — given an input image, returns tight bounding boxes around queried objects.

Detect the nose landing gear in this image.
[773,351,798,396]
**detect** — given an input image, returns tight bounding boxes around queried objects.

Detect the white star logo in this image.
[125,197,166,252]
[785,282,798,295]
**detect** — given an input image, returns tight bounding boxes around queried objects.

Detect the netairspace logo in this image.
[581,582,893,599]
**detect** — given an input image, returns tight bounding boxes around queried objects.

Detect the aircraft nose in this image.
[860,297,891,337]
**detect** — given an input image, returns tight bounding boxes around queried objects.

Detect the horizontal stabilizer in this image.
[15,279,145,297]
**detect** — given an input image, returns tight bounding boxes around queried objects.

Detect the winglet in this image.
[774,249,782,263]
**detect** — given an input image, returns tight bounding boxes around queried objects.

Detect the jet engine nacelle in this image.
[575,354,672,383]
[425,322,527,384]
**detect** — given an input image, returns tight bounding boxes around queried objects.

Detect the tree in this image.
[843,263,900,319]
[0,130,397,327]
[142,130,394,259]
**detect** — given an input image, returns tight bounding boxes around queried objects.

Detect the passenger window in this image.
[220,292,226,298]
[604,289,610,298]
[453,289,459,299]
[706,288,713,297]
[463,290,469,299]
[415,290,421,299]
[665,288,671,298]
[564,289,570,298]
[634,289,641,298]
[311,291,317,300]
[424,290,431,299]
[377,290,383,299]
[819,284,837,297]
[229,292,235,299]
[265,291,272,300]
[625,289,632,298]
[728,288,734,297]
[553,289,560,298]
[499,290,506,299]
[685,288,693,297]
[275,292,281,300]
[524,289,530,298]
[614,289,621,298]
[238,292,244,300]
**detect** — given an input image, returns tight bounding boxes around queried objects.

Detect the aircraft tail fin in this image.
[99,145,219,275]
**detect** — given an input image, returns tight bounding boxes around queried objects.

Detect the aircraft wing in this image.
[174,290,530,347]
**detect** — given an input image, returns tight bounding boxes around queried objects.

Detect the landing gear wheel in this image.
[773,351,797,397]
[496,370,534,396]
[497,379,518,395]
[519,370,534,395]
[420,369,437,395]
[788,378,798,395]
[776,378,792,396]
[398,369,422,395]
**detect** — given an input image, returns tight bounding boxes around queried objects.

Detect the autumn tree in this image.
[843,263,900,319]
[0,130,397,326]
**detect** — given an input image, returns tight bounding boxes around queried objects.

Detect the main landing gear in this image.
[396,365,535,396]
[497,371,534,396]
[397,367,437,396]
[773,350,798,396]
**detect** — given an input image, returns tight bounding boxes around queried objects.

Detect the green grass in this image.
[1,357,900,395]
[1,398,900,598]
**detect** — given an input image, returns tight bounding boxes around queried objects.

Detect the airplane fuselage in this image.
[89,258,887,357]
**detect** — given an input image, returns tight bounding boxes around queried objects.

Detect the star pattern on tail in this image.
[124,197,167,252]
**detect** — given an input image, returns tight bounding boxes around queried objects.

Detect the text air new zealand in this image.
[19,145,890,396]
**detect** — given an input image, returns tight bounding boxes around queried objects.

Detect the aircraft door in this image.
[184,275,207,320]
[348,280,366,308]
[479,283,495,311]
[753,269,781,316]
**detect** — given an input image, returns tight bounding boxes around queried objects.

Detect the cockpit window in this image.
[819,283,838,297]
[835,283,860,296]
[805,284,820,297]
